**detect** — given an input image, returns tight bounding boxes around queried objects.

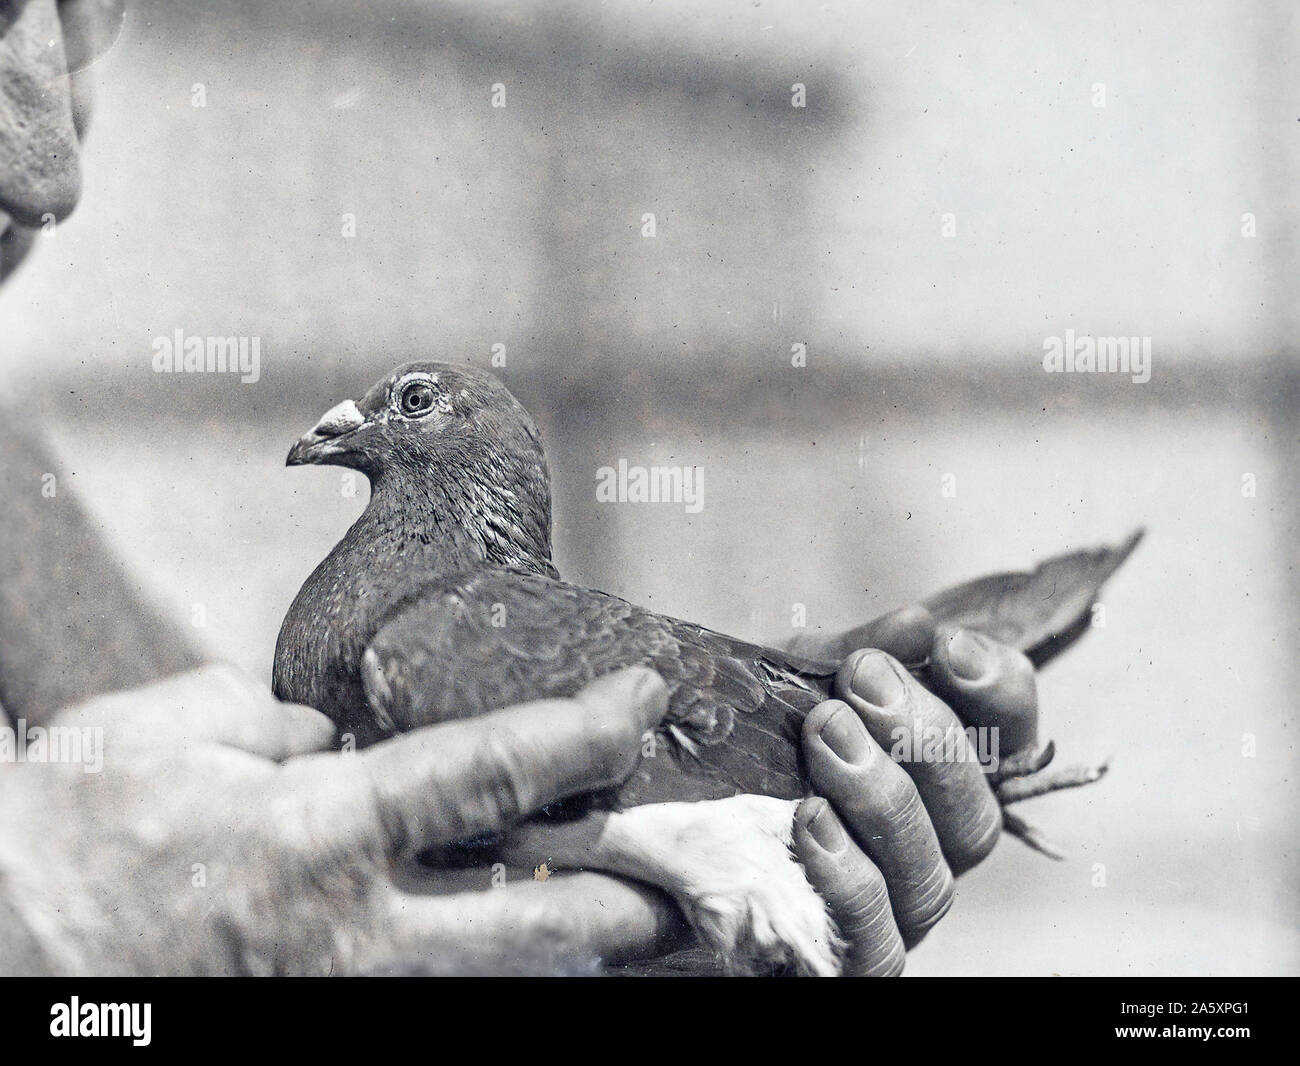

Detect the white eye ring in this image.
[391,373,448,419]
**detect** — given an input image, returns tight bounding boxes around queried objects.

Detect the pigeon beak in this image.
[287,399,367,466]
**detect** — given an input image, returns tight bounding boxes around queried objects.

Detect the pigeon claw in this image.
[991,741,1110,859]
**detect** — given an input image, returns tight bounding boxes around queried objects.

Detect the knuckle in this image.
[467,732,537,826]
[853,758,921,825]
[836,866,892,924]
[897,863,955,934]
[878,758,923,812]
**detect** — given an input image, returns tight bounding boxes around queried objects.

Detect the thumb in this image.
[54,663,335,760]
[832,604,936,667]
[354,666,669,854]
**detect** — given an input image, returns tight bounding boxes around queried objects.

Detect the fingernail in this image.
[818,705,870,763]
[852,652,905,708]
[947,629,991,681]
[805,800,847,854]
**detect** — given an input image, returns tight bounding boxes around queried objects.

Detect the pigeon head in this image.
[286,361,556,570]
[287,362,536,472]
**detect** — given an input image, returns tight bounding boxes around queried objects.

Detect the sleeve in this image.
[0,406,207,723]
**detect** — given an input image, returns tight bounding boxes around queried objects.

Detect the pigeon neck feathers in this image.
[349,368,559,578]
[354,453,557,578]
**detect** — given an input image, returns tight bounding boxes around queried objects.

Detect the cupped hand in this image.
[790,605,1039,975]
[0,663,684,975]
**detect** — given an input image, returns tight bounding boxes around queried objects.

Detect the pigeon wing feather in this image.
[361,568,829,805]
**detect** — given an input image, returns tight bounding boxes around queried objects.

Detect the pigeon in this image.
[274,361,1140,975]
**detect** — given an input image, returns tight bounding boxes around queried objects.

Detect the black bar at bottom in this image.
[0,975,1285,1053]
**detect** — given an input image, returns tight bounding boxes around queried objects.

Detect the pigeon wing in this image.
[361,568,829,804]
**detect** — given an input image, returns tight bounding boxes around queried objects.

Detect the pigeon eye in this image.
[399,382,437,417]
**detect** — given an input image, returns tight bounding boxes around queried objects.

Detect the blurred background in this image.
[1,0,1295,974]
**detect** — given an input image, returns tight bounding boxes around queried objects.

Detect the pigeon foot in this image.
[501,795,842,976]
[989,740,1111,859]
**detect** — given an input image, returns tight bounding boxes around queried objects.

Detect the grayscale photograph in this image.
[0,0,1294,1016]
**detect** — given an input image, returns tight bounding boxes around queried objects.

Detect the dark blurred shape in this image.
[0,411,205,722]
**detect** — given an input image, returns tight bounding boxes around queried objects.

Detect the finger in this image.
[791,604,935,664]
[56,663,336,759]
[802,700,954,947]
[369,868,688,974]
[357,667,669,853]
[926,625,1039,754]
[837,650,1001,875]
[837,604,937,667]
[793,798,905,976]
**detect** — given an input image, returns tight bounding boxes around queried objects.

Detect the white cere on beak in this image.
[313,399,366,437]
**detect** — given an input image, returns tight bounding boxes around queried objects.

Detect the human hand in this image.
[790,605,1039,975]
[0,662,683,975]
